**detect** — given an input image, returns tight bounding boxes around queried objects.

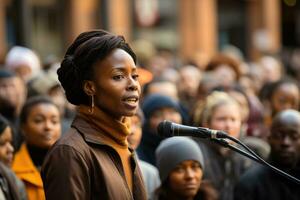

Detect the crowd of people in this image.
[0,29,299,200]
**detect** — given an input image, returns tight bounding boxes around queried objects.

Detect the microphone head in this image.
[157,120,172,138]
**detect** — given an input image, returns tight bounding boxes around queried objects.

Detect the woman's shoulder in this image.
[42,128,91,176]
[49,127,89,158]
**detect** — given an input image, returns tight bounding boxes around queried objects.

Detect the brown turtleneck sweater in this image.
[78,105,133,192]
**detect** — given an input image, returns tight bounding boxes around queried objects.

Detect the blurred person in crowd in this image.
[195,72,221,104]
[241,136,270,169]
[0,70,27,150]
[177,64,202,112]
[147,54,170,78]
[0,160,27,200]
[0,114,14,167]
[234,109,300,200]
[221,45,244,65]
[239,63,264,96]
[146,50,176,79]
[160,67,180,84]
[29,69,74,135]
[41,30,147,200]
[288,48,300,81]
[12,96,61,200]
[193,91,247,200]
[155,137,218,200]
[211,86,269,168]
[131,39,157,68]
[127,108,160,200]
[193,72,222,125]
[5,46,41,83]
[142,78,190,125]
[205,54,241,89]
[259,78,300,128]
[259,55,283,84]
[0,114,28,200]
[142,78,190,124]
[137,94,183,166]
[142,78,179,101]
[212,84,250,135]
[239,71,267,138]
[258,56,285,117]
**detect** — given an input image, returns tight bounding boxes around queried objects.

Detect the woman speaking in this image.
[41,30,146,200]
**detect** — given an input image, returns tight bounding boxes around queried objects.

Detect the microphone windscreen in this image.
[157,120,172,138]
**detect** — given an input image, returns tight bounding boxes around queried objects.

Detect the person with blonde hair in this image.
[193,91,247,200]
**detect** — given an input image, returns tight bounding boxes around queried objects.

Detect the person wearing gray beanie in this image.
[156,137,204,182]
[154,137,207,200]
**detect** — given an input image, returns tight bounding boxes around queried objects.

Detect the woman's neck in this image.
[78,105,131,146]
[164,191,194,200]
[27,143,48,170]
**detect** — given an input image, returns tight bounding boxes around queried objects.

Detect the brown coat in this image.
[41,116,147,200]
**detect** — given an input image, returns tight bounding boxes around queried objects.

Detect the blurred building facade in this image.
[0,0,299,63]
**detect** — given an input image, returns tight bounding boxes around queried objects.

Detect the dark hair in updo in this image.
[57,30,137,105]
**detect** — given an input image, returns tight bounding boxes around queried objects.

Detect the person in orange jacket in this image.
[12,96,61,200]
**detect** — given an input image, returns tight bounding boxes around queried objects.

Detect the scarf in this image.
[77,105,131,147]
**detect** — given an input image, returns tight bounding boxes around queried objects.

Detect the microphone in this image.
[157,120,228,139]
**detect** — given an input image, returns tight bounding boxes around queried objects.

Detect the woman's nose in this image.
[185,167,195,179]
[6,142,14,153]
[127,77,139,91]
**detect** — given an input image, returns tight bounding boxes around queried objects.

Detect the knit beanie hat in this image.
[156,137,204,182]
[142,94,181,120]
[5,46,41,81]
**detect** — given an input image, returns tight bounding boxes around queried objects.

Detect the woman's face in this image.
[272,83,299,115]
[169,160,203,199]
[91,49,141,121]
[208,104,242,138]
[22,103,61,149]
[0,127,14,167]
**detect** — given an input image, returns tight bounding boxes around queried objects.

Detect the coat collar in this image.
[12,144,43,187]
[71,114,135,152]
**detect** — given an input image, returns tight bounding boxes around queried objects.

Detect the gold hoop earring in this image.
[89,95,94,114]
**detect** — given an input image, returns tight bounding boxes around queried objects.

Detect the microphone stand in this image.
[211,137,300,185]
[211,138,260,163]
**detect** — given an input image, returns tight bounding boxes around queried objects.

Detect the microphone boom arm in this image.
[213,136,300,185]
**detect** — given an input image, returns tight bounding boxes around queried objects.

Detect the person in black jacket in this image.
[234,109,300,200]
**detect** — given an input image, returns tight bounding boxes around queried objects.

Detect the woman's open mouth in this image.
[123,96,139,108]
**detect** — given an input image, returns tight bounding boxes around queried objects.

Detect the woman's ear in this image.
[83,80,96,96]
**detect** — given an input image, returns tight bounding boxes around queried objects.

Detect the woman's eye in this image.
[191,163,201,169]
[113,75,124,80]
[33,118,43,124]
[51,119,60,125]
[174,166,184,173]
[132,74,139,80]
